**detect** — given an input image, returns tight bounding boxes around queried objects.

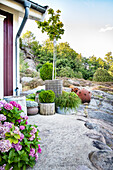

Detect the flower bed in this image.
[0,100,41,170]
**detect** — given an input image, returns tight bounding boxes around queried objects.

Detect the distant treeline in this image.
[20,30,113,81]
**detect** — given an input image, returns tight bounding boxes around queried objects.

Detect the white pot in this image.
[40,103,55,115]
[56,107,76,115]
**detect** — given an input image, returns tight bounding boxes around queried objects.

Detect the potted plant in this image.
[39,90,55,115]
[26,100,38,115]
[55,91,81,114]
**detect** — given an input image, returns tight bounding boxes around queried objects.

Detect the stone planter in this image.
[45,79,63,97]
[40,103,55,115]
[27,107,38,115]
[3,96,27,116]
[56,107,76,115]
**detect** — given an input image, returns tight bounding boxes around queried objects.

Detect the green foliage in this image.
[26,93,36,100]
[40,62,53,80]
[36,8,64,41]
[93,68,113,82]
[19,52,29,73]
[39,90,55,103]
[57,67,75,78]
[55,92,81,110]
[22,30,36,47]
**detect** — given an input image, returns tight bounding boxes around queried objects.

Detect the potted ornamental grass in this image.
[0,99,41,170]
[39,90,55,115]
[26,100,38,115]
[55,91,81,114]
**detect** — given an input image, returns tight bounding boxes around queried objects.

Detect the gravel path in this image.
[28,114,97,170]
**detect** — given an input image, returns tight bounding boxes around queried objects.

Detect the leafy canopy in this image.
[36,8,64,41]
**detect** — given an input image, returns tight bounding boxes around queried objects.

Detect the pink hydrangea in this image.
[12,142,22,151]
[16,119,21,123]
[17,104,22,111]
[0,114,6,121]
[20,133,24,141]
[19,125,25,130]
[4,103,13,110]
[0,139,12,152]
[35,153,38,161]
[9,101,17,107]
[37,144,41,153]
[25,121,28,124]
[23,116,28,120]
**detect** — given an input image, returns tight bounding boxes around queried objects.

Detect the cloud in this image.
[99,25,113,32]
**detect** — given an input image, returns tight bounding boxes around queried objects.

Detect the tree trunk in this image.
[52,38,56,80]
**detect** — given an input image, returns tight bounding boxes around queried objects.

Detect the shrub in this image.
[0,100,41,170]
[39,90,55,103]
[26,93,36,100]
[40,62,53,81]
[74,71,83,78]
[57,67,75,78]
[55,92,81,110]
[93,68,113,82]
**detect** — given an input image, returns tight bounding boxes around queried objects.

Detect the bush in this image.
[0,100,41,169]
[57,67,75,78]
[55,92,81,110]
[74,71,83,78]
[40,62,53,81]
[39,90,55,103]
[93,68,113,82]
[26,93,36,100]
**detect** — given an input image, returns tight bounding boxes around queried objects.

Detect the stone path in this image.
[28,114,97,170]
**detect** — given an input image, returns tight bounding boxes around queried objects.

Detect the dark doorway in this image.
[0,9,13,96]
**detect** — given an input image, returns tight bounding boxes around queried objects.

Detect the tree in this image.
[36,8,64,79]
[22,30,36,47]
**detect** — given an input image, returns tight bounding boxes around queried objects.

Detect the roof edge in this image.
[14,0,48,14]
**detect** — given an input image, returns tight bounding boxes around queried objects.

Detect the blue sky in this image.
[22,0,113,59]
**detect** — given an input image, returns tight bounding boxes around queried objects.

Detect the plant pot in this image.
[40,103,55,115]
[27,107,38,115]
[56,107,76,115]
[45,79,63,97]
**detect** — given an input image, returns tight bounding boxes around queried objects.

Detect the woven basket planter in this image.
[45,79,63,97]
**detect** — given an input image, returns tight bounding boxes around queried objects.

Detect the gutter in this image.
[15,0,48,96]
[15,0,31,96]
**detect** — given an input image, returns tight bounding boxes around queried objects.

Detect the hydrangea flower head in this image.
[4,103,13,110]
[0,114,6,121]
[19,125,25,130]
[9,101,17,107]
[17,104,22,110]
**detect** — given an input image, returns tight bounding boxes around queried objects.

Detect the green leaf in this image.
[8,138,13,144]
[5,132,11,137]
[9,148,15,159]
[25,146,30,152]
[18,161,23,168]
[14,134,20,139]
[12,138,18,144]
[2,155,8,161]
[23,164,26,170]
[14,157,20,163]
[5,163,10,170]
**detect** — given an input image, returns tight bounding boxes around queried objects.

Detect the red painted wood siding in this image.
[0,10,13,96]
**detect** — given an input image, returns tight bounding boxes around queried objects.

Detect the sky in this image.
[22,0,113,59]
